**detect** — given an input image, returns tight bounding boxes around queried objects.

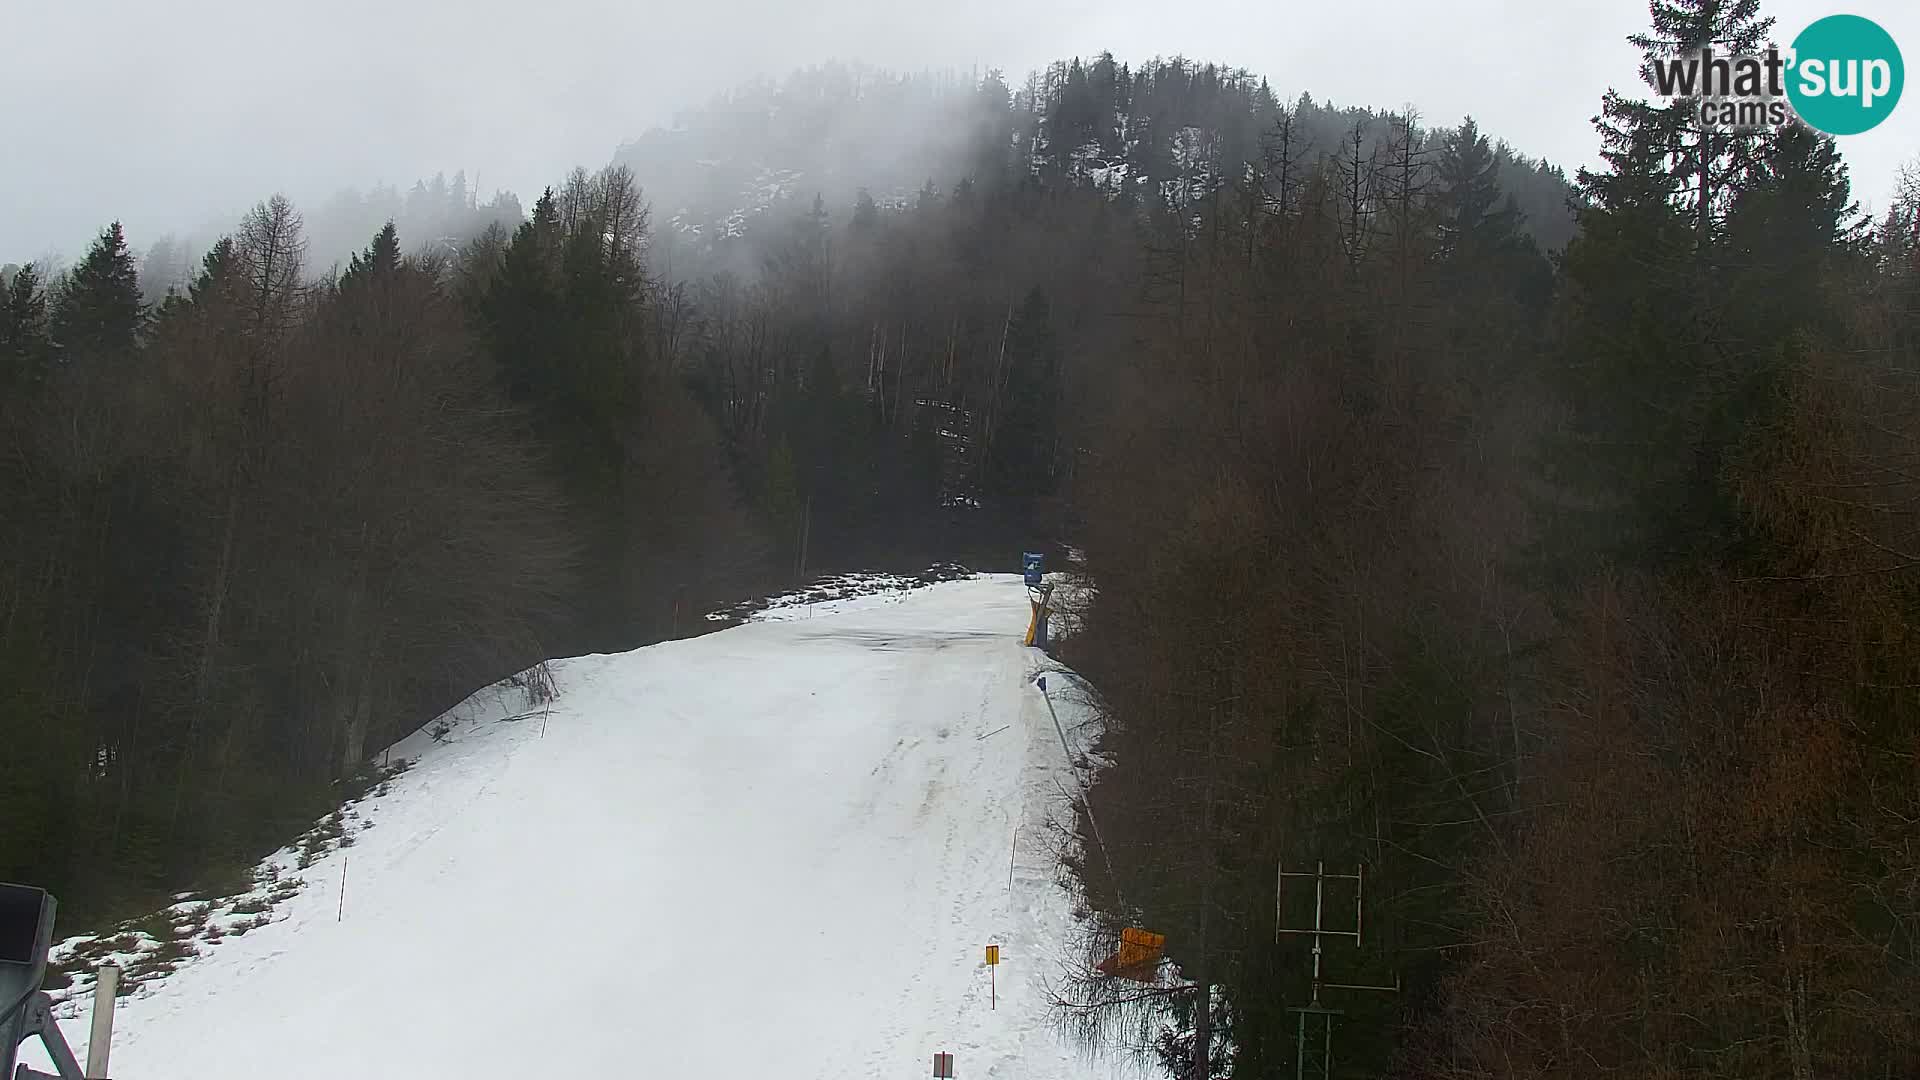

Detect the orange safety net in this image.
[1096,927,1165,981]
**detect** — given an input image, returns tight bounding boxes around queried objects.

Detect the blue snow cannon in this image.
[1022,551,1045,588]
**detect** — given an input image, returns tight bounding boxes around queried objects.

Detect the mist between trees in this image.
[4,18,1920,1077]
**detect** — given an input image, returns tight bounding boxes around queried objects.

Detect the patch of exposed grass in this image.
[121,937,196,983]
[83,933,143,957]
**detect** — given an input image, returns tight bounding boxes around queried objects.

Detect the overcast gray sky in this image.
[3,0,1915,262]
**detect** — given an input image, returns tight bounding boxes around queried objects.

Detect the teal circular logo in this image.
[1786,14,1903,135]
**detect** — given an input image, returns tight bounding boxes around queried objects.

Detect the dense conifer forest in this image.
[4,5,1918,1074]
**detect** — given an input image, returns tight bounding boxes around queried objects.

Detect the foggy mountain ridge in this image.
[611,55,1581,273]
[613,62,1004,254]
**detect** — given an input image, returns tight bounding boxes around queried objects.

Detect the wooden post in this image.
[85,965,117,1080]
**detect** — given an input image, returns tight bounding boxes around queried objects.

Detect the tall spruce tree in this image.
[1722,123,1861,343]
[1436,117,1520,261]
[1550,0,1791,574]
[190,237,241,304]
[50,222,144,361]
[341,221,402,291]
[1584,0,1775,239]
[0,263,53,389]
[482,190,563,405]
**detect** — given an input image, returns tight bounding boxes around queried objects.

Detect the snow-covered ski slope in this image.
[31,573,1133,1080]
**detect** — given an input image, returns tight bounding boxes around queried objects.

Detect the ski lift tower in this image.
[1275,861,1399,1080]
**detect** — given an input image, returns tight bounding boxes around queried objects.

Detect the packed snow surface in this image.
[29,574,1134,1080]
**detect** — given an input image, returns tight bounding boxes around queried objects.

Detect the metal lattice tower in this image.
[1275,861,1399,1080]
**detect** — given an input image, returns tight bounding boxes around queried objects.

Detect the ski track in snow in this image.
[26,574,1143,1080]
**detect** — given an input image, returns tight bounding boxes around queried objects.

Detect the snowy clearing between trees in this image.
[26,573,1141,1080]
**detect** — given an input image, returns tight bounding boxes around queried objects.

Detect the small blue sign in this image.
[1022,551,1045,587]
